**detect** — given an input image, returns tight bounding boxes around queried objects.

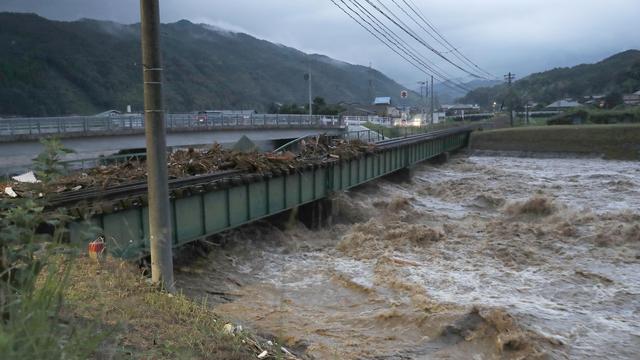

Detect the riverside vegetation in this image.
[0,138,298,359]
[470,124,640,160]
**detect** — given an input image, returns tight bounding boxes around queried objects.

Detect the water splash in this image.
[177,156,640,359]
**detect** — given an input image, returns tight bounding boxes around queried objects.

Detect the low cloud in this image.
[1,0,639,86]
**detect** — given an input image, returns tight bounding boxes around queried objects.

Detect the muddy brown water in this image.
[176,156,640,359]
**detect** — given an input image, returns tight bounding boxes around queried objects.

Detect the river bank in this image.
[59,257,299,359]
[470,124,640,160]
[176,154,640,359]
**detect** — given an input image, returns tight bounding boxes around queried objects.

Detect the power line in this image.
[338,0,473,93]
[362,0,452,78]
[392,0,496,79]
[384,0,493,80]
[401,0,497,79]
[332,0,472,93]
[329,0,430,81]
[345,0,470,91]
[361,0,485,79]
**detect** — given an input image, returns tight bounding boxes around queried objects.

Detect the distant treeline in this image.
[459,50,640,109]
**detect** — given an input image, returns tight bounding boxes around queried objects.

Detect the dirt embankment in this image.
[470,124,640,160]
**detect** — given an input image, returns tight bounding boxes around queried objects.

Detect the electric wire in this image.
[361,0,485,79]
[332,0,473,93]
[345,0,471,92]
[401,0,497,79]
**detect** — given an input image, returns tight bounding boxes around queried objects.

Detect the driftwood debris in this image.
[2,136,376,198]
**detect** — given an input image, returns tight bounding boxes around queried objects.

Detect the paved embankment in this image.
[470,124,640,160]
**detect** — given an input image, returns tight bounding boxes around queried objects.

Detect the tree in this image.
[275,103,306,114]
[313,96,326,109]
[603,92,624,109]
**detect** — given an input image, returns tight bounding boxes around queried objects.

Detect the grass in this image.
[63,256,293,359]
[1,137,295,360]
[470,124,640,160]
[0,259,105,360]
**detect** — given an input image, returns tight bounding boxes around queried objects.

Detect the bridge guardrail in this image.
[343,116,392,126]
[0,113,343,138]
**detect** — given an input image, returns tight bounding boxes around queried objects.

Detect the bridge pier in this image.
[297,198,333,229]
[385,167,415,183]
[430,151,450,165]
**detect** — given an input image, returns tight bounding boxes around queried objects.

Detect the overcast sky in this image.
[2,0,639,87]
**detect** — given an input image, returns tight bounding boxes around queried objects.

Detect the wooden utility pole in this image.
[418,80,426,125]
[430,75,434,124]
[504,72,516,127]
[368,62,374,104]
[140,0,174,292]
[307,61,313,116]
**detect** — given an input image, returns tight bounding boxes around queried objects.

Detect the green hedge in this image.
[548,108,640,125]
[471,124,640,160]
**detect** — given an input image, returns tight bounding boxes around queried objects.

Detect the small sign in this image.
[400,90,408,99]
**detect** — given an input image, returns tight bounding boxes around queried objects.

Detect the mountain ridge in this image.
[459,49,640,107]
[0,12,414,116]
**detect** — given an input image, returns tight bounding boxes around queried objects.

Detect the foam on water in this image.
[177,155,640,359]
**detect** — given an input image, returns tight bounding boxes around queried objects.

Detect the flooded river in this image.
[176,156,640,359]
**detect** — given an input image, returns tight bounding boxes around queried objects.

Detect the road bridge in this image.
[0,113,346,175]
[0,113,343,141]
[61,127,472,259]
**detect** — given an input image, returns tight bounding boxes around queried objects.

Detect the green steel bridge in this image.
[64,127,472,258]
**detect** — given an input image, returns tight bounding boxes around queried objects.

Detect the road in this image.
[0,127,345,175]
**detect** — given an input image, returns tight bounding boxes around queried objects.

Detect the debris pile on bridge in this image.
[297,137,373,161]
[2,137,376,198]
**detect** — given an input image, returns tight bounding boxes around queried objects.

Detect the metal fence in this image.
[0,113,343,137]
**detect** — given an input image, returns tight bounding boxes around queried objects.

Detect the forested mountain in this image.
[432,79,501,104]
[459,50,640,108]
[0,13,412,116]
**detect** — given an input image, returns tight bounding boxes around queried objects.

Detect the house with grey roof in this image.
[546,99,583,110]
[373,97,392,105]
[372,96,399,117]
[623,91,640,106]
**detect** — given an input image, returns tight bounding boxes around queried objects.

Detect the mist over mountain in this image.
[0,13,413,116]
[432,79,501,105]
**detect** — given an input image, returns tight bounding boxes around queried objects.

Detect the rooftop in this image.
[546,99,583,108]
[373,97,392,105]
[441,104,480,110]
[94,110,122,117]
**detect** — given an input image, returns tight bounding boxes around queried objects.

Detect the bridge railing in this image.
[343,115,392,126]
[343,129,386,142]
[0,113,343,137]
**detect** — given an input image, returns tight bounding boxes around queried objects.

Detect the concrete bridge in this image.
[62,127,472,259]
[0,113,344,141]
[0,113,346,175]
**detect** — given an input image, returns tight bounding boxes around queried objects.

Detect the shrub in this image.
[0,138,102,359]
[548,108,640,125]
